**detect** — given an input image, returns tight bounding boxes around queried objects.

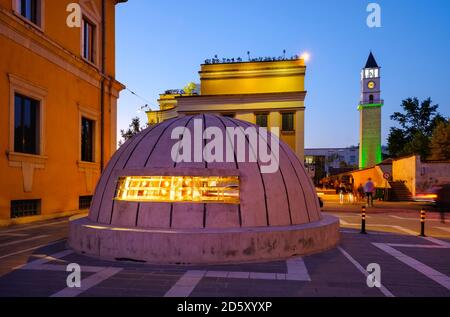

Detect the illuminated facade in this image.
[0,0,126,225]
[359,52,383,169]
[147,57,307,161]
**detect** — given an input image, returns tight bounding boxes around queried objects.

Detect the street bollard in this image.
[361,206,367,234]
[420,209,426,237]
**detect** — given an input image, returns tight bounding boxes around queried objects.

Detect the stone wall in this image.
[392,155,450,196]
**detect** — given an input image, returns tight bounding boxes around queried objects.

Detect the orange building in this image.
[0,0,126,225]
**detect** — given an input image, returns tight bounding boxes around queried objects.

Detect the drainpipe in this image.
[100,0,106,172]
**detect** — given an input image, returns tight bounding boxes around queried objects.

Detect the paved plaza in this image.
[0,207,449,297]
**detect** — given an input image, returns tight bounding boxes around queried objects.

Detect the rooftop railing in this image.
[204,53,301,65]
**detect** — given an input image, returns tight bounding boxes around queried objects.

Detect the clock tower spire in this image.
[359,52,383,169]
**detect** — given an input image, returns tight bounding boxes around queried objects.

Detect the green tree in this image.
[429,120,450,161]
[387,98,445,158]
[183,82,198,95]
[118,117,145,147]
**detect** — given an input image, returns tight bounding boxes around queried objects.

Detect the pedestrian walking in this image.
[364,178,375,207]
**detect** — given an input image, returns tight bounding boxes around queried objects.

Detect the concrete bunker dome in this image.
[69,114,340,264]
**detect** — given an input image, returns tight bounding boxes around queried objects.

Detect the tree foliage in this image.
[429,120,450,161]
[183,82,198,95]
[387,98,445,159]
[118,117,146,147]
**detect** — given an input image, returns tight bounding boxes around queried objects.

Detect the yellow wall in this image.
[200,59,306,95]
[392,156,418,196]
[350,166,389,190]
[0,0,124,224]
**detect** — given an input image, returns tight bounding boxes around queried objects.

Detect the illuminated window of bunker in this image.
[115,176,240,204]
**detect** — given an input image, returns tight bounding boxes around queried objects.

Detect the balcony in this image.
[360,99,384,105]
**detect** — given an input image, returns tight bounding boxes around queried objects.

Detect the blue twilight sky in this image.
[115,0,450,148]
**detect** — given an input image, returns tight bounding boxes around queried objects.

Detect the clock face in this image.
[367,81,376,89]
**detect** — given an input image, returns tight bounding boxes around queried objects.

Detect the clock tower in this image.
[359,52,383,169]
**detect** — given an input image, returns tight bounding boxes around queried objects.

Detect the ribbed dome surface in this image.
[89,114,321,230]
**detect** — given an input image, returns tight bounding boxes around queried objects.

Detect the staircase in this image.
[389,181,413,201]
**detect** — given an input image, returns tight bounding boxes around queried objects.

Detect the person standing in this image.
[364,178,375,207]
[339,182,347,205]
[357,184,365,202]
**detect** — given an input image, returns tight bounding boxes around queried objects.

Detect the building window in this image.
[11,199,41,218]
[282,113,295,132]
[79,196,93,210]
[255,113,268,128]
[18,0,40,25]
[82,18,96,63]
[305,156,314,165]
[14,93,40,155]
[369,94,374,103]
[81,117,95,162]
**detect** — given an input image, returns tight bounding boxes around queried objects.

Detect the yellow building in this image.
[0,0,126,225]
[147,90,194,125]
[147,57,307,160]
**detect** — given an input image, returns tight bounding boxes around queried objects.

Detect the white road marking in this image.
[19,264,104,273]
[422,237,450,248]
[227,272,250,279]
[165,270,206,297]
[390,215,441,222]
[205,271,227,278]
[51,267,123,297]
[436,227,450,233]
[0,233,29,237]
[14,250,74,270]
[386,243,447,249]
[338,247,395,297]
[0,235,49,248]
[340,230,391,236]
[13,249,121,297]
[286,257,311,281]
[249,272,277,280]
[0,220,68,234]
[339,221,420,236]
[392,226,417,236]
[373,243,450,290]
[0,240,65,260]
[165,257,311,297]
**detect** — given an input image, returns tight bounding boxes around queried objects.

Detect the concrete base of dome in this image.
[68,215,340,264]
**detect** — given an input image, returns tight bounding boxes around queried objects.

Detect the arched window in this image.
[369,95,374,103]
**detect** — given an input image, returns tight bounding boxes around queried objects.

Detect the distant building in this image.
[146,57,308,161]
[331,155,450,201]
[0,0,126,225]
[304,147,359,183]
